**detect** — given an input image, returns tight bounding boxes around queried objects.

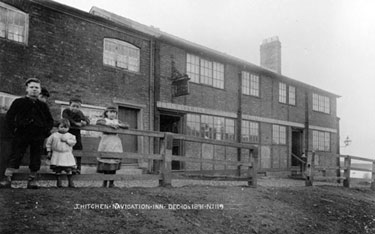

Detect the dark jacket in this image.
[62,108,90,150]
[6,96,54,136]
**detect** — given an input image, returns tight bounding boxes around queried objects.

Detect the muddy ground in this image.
[1,181,375,234]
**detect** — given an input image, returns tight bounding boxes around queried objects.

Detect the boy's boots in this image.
[0,168,14,188]
[67,175,75,188]
[56,174,62,188]
[27,172,38,189]
[0,176,12,188]
[108,180,115,188]
[102,181,108,187]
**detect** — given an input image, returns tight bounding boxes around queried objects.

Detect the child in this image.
[46,119,77,188]
[62,98,90,174]
[96,106,129,188]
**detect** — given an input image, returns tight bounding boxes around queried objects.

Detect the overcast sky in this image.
[53,0,375,159]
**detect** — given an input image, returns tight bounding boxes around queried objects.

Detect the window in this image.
[186,53,224,89]
[241,120,259,143]
[289,86,296,105]
[313,93,330,114]
[186,114,200,137]
[279,82,296,105]
[242,71,259,97]
[186,114,235,141]
[225,119,235,141]
[272,125,286,144]
[103,38,140,72]
[0,92,18,113]
[279,83,287,103]
[0,2,29,44]
[313,130,330,151]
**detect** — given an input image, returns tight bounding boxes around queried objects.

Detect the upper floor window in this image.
[312,93,330,114]
[242,71,259,97]
[242,120,259,143]
[279,82,296,105]
[103,38,140,72]
[186,114,235,141]
[186,53,224,89]
[272,124,286,145]
[313,130,330,151]
[0,3,29,44]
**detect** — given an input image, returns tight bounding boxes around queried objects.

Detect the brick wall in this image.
[0,0,153,131]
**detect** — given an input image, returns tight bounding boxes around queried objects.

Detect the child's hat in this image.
[106,106,117,112]
[103,106,117,117]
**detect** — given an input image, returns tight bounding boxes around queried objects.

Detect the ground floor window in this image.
[312,130,330,151]
[272,125,287,145]
[242,120,259,143]
[186,114,236,141]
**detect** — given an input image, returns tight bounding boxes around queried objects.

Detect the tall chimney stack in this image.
[260,36,281,74]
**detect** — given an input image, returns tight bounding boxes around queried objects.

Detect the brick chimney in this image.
[260,36,281,74]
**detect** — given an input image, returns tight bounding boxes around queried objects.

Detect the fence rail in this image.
[4,125,258,187]
[305,151,375,189]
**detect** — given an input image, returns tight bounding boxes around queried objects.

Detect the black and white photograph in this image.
[1,0,375,233]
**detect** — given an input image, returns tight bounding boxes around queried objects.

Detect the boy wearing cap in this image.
[62,98,90,173]
[0,78,54,189]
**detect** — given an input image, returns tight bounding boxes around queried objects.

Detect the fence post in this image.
[248,147,258,187]
[159,133,173,187]
[305,151,315,186]
[371,161,375,190]
[343,156,351,188]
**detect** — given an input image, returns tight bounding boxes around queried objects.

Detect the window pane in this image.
[289,86,296,105]
[242,71,250,95]
[250,74,259,96]
[0,7,7,38]
[225,119,235,141]
[212,62,224,89]
[186,114,200,137]
[272,125,279,144]
[279,83,287,103]
[186,54,200,83]
[241,120,250,142]
[200,59,213,86]
[201,115,214,139]
[214,117,225,140]
[103,39,140,72]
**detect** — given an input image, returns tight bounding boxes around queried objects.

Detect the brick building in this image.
[0,0,340,176]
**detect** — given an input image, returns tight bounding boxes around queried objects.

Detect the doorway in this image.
[159,114,184,170]
[118,106,139,164]
[291,128,304,167]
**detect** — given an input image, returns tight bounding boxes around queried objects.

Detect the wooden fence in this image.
[5,125,258,187]
[305,151,375,189]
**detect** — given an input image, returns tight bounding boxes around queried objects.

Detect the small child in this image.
[96,106,129,188]
[46,119,77,188]
[62,98,90,174]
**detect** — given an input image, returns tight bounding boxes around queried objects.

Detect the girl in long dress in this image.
[96,106,129,187]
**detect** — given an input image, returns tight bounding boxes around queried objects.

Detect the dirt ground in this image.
[1,179,375,234]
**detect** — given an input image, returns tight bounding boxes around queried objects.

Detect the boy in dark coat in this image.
[0,78,53,189]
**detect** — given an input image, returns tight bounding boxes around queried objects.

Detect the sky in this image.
[53,0,375,159]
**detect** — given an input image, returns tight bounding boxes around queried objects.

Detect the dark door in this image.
[118,106,138,164]
[160,114,183,170]
[291,129,303,166]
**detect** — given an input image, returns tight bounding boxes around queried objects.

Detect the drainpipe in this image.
[237,71,243,177]
[304,90,309,156]
[336,117,341,183]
